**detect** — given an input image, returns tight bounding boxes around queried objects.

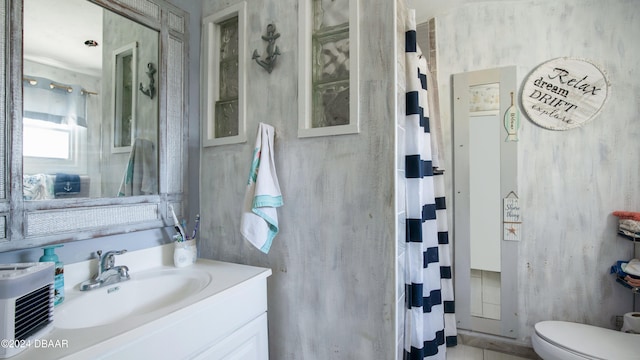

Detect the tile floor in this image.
[446,345,530,360]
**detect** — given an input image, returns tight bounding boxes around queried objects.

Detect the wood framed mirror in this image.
[1,0,189,251]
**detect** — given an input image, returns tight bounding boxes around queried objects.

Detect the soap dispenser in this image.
[40,245,64,305]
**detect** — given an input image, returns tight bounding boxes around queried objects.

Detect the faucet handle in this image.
[99,249,127,258]
[118,265,130,280]
[97,249,127,272]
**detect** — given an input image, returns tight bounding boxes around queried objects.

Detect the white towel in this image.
[240,123,283,253]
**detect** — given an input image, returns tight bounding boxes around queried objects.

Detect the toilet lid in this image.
[535,321,640,360]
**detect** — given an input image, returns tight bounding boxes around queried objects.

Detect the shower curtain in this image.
[403,10,457,360]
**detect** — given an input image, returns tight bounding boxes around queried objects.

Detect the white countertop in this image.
[10,244,271,360]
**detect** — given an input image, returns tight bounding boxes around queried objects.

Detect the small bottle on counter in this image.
[40,245,65,306]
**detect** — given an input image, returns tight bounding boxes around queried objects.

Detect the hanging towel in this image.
[117,138,157,196]
[240,123,283,253]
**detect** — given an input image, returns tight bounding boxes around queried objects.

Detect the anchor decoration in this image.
[252,23,281,74]
[139,62,156,99]
[63,182,73,192]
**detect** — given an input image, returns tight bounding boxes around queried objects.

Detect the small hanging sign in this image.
[503,191,521,241]
[504,91,520,141]
[521,57,609,130]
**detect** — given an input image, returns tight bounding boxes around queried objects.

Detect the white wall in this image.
[428,0,639,342]
[198,0,397,358]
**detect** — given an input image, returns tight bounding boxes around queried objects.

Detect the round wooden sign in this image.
[521,57,609,130]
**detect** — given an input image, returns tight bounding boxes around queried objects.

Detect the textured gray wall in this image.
[199,0,397,359]
[101,9,159,196]
[431,0,640,343]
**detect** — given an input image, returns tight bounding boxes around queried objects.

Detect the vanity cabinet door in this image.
[193,312,268,360]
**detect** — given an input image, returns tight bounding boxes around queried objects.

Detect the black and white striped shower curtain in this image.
[403,10,457,360]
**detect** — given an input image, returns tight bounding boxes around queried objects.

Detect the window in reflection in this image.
[23,119,71,159]
[22,75,90,178]
[112,42,137,151]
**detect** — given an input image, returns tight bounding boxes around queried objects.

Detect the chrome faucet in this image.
[80,249,130,291]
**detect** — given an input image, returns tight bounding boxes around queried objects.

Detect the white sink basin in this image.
[55,267,211,329]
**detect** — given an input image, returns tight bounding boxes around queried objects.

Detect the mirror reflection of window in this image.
[116,53,133,148]
[23,119,71,159]
[22,76,89,176]
[112,43,137,151]
[21,76,91,201]
[22,0,159,199]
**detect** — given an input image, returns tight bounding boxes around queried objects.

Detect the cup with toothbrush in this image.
[171,206,200,268]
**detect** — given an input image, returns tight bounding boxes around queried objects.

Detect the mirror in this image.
[453,66,519,338]
[22,0,159,199]
[1,0,189,250]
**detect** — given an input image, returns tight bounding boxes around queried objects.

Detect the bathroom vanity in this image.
[11,245,271,359]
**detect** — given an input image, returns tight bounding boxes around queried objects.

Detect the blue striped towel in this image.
[240,123,283,253]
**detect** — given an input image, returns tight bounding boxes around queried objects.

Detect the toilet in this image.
[532,321,640,360]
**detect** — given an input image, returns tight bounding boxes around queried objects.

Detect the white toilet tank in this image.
[532,321,640,360]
